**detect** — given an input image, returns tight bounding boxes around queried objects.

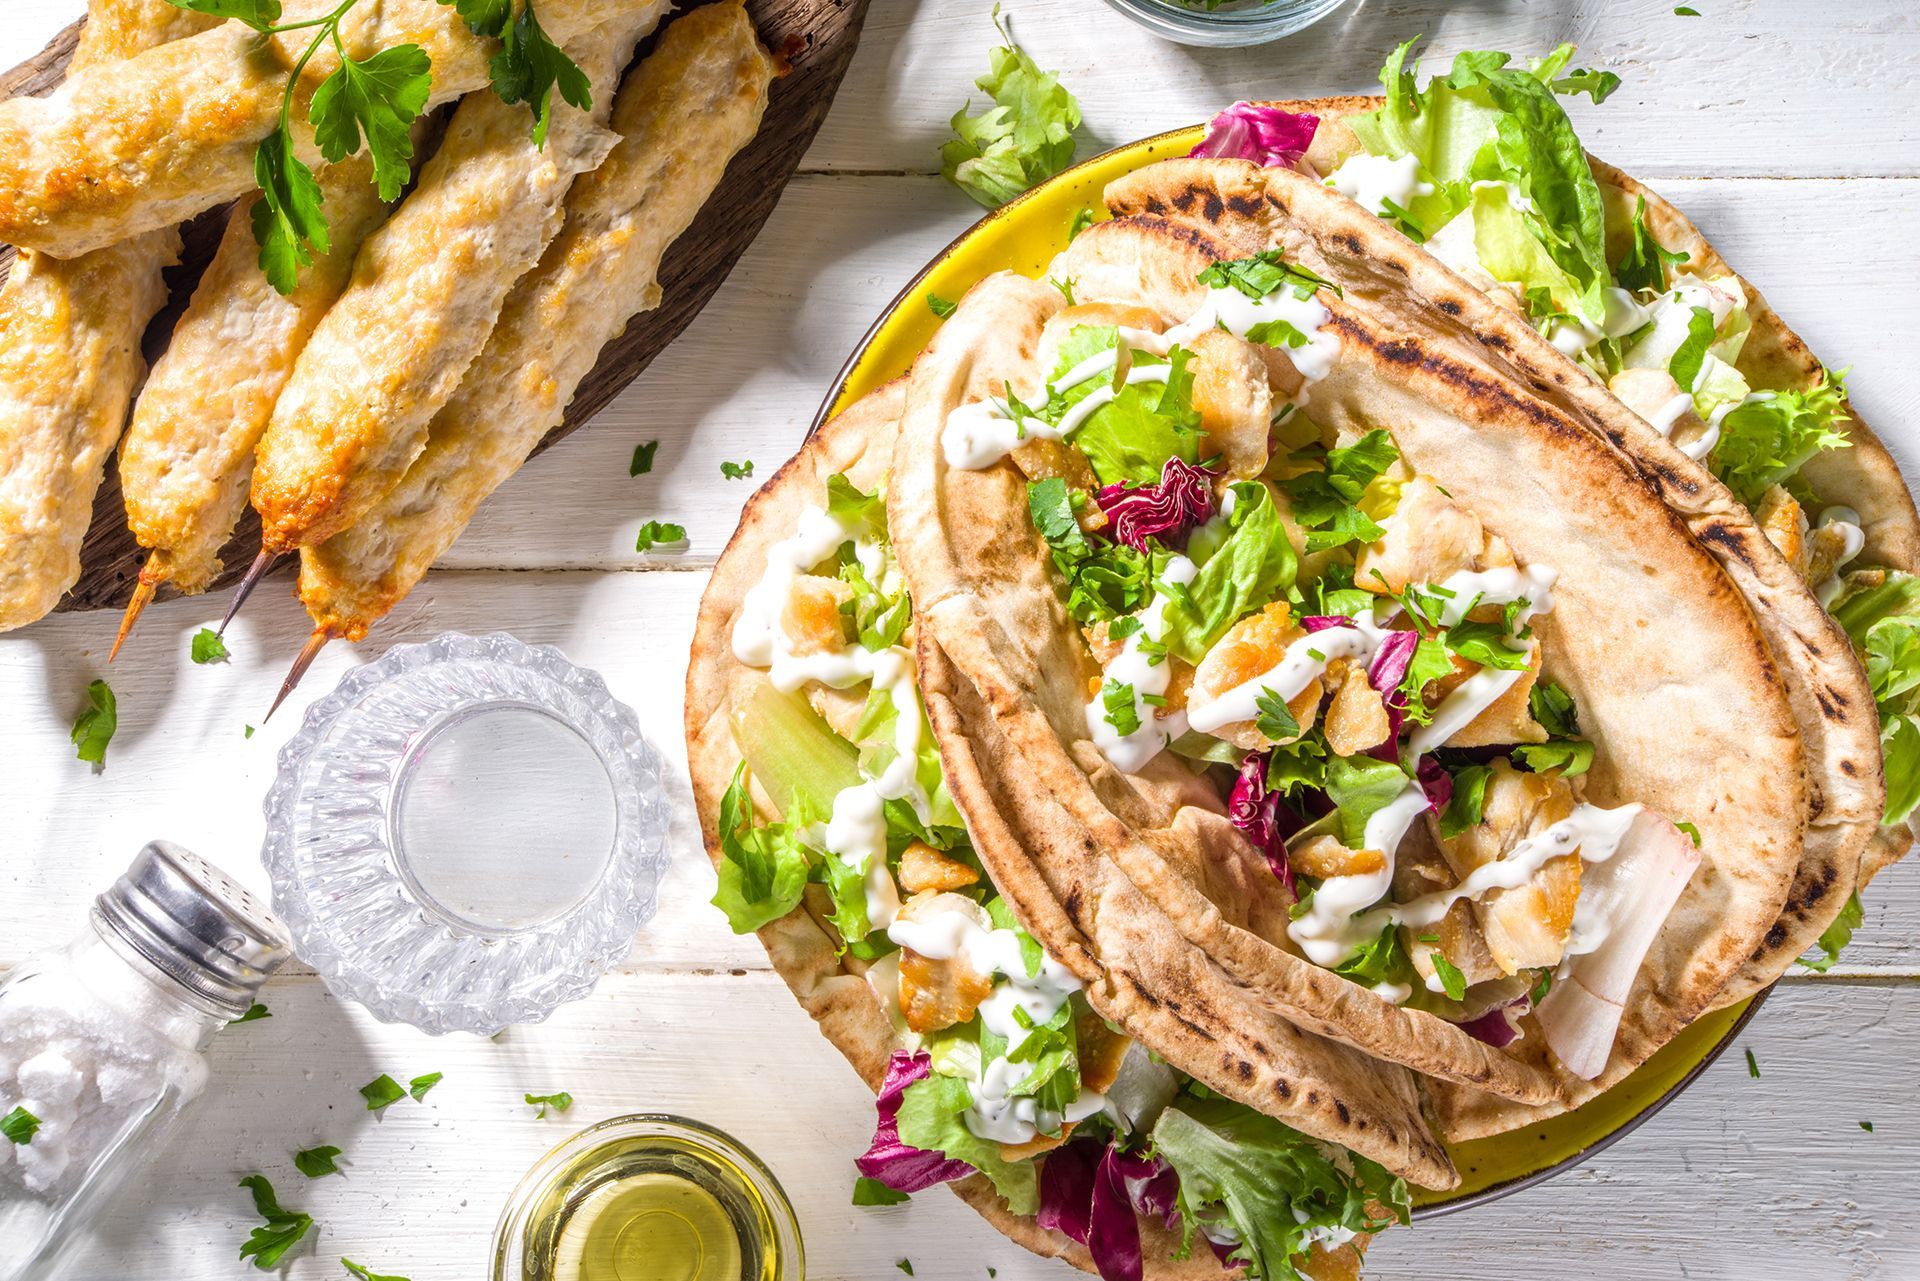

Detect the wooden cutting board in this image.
[0,0,871,614]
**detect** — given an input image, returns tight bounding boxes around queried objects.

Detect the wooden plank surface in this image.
[3,0,1917,1277]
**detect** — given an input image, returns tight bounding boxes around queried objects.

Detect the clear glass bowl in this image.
[261,632,671,1035]
[1101,0,1351,47]
[492,1114,804,1281]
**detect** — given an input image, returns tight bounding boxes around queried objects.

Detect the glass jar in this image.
[1100,0,1352,48]
[0,842,289,1281]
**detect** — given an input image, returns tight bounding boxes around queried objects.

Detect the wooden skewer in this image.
[264,625,335,723]
[219,548,279,634]
[108,564,162,662]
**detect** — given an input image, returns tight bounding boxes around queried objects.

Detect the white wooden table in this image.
[5,1,1917,1277]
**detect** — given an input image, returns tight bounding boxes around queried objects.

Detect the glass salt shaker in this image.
[0,841,289,1281]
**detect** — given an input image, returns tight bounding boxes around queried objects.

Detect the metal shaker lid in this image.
[92,841,292,1019]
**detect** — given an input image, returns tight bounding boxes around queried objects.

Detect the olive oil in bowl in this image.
[495,1116,803,1281]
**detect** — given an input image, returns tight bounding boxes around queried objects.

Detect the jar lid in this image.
[93,841,292,1019]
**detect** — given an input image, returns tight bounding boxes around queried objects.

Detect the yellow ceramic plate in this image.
[813,127,1765,1212]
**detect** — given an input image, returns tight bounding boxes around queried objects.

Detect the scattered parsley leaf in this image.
[488,0,593,147]
[245,724,257,739]
[853,1177,911,1206]
[1196,250,1339,302]
[1673,5,1700,13]
[1745,1048,1760,1078]
[1254,687,1300,743]
[896,1262,915,1277]
[1438,764,1492,838]
[1069,205,1097,240]
[238,1175,313,1270]
[1513,738,1595,777]
[1528,680,1581,737]
[233,1002,271,1023]
[720,459,754,480]
[191,627,231,664]
[525,1091,573,1118]
[1102,681,1142,738]
[1429,950,1467,1001]
[1051,275,1077,305]
[940,4,1082,208]
[2,1106,40,1145]
[1529,969,1554,1006]
[71,679,117,765]
[295,1145,343,1178]
[1860,1120,1875,1133]
[1675,821,1702,847]
[310,42,432,200]
[359,1074,406,1112]
[408,1072,443,1102]
[635,521,688,553]
[926,292,957,318]
[342,1259,412,1281]
[630,440,659,476]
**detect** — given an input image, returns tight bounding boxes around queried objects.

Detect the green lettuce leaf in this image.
[1613,195,1690,296]
[711,765,815,934]
[1325,754,1413,849]
[1880,712,1920,825]
[1797,891,1864,974]
[1708,370,1852,507]
[1069,351,1204,486]
[1151,1095,1409,1281]
[895,1074,1040,1214]
[1160,481,1298,664]
[1332,925,1420,990]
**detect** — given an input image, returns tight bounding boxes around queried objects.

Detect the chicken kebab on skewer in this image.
[222,4,672,625]
[0,0,217,633]
[273,0,776,714]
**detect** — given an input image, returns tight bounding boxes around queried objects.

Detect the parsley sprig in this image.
[238,1174,314,1269]
[165,0,587,293]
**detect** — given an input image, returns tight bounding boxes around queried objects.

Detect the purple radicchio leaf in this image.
[854,1051,976,1193]
[1037,1137,1103,1245]
[1416,756,1454,814]
[1457,990,1533,1048]
[1187,103,1320,169]
[1299,614,1358,633]
[1229,754,1298,898]
[1365,629,1420,761]
[1093,457,1218,552]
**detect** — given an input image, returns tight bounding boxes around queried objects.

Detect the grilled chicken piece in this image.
[898,841,980,895]
[1424,643,1548,748]
[1608,366,1717,457]
[895,893,995,1035]
[1186,327,1273,480]
[1189,600,1324,751]
[1439,761,1581,974]
[1393,821,1505,990]
[1323,667,1392,756]
[1012,434,1103,498]
[1753,485,1810,575]
[1354,477,1516,597]
[1289,834,1387,881]
[780,574,852,656]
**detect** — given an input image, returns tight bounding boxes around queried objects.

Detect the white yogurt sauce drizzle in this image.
[1086,555,1198,771]
[887,905,1103,1143]
[1325,152,1434,218]
[942,269,1343,470]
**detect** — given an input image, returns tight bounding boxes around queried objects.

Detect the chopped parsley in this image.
[295,1145,343,1178]
[1196,250,1339,302]
[2,1106,40,1145]
[245,724,257,739]
[233,1002,271,1023]
[634,521,688,553]
[342,1259,412,1281]
[1675,821,1702,847]
[630,440,659,476]
[854,1176,911,1206]
[1281,430,1399,553]
[1745,1048,1760,1078]
[1051,275,1077,305]
[408,1072,444,1102]
[359,1074,406,1112]
[1102,681,1142,738]
[1798,891,1864,973]
[896,1261,915,1276]
[1673,5,1700,13]
[720,459,754,480]
[191,627,231,664]
[1254,687,1300,742]
[1438,764,1491,838]
[925,292,957,319]
[1069,205,1097,240]
[237,1174,313,1269]
[71,679,117,765]
[1428,949,1467,1001]
[940,5,1083,209]
[525,1091,573,1118]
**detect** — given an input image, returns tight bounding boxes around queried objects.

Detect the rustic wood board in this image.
[0,0,871,614]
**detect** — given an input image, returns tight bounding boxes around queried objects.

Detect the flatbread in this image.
[683,380,1452,1281]
[887,207,1806,1133]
